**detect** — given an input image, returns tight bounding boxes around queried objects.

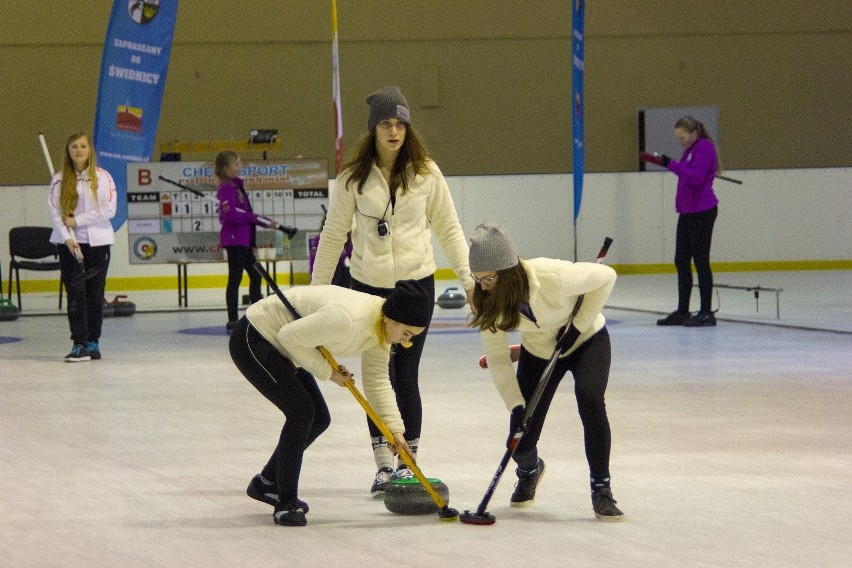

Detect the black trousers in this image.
[229,317,331,501]
[675,205,718,313]
[351,275,435,442]
[58,243,110,345]
[513,327,612,479]
[224,245,261,322]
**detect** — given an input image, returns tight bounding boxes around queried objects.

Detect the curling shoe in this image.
[273,499,308,527]
[510,458,546,507]
[684,310,716,327]
[370,467,394,498]
[247,475,309,512]
[87,341,101,360]
[393,464,415,480]
[656,310,689,326]
[592,488,625,522]
[64,344,91,362]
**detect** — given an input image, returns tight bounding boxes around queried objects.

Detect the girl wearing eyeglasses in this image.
[468,222,624,522]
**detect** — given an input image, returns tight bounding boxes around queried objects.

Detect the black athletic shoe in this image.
[274,499,308,526]
[247,475,309,512]
[684,310,717,327]
[247,474,278,506]
[656,310,689,326]
[592,488,625,522]
[64,344,91,362]
[87,341,101,360]
[510,458,546,507]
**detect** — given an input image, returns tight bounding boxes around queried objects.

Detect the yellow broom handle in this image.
[318,347,449,509]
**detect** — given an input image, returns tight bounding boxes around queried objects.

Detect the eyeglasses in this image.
[472,273,497,285]
[376,120,407,131]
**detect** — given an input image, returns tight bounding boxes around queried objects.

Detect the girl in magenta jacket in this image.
[216,150,277,331]
[642,116,720,327]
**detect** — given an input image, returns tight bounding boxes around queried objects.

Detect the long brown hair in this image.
[342,126,432,195]
[59,132,98,216]
[469,263,530,333]
[675,115,723,174]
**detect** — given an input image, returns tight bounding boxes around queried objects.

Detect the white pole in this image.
[39,133,82,262]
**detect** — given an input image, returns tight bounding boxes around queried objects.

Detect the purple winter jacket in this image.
[667,137,719,214]
[217,177,259,247]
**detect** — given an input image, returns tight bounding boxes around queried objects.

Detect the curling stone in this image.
[109,295,136,317]
[436,287,466,309]
[384,477,450,516]
[0,299,20,322]
[102,298,115,318]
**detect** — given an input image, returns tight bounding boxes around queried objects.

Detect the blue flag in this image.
[94,1,178,231]
[571,0,585,224]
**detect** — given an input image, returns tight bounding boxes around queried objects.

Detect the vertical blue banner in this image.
[571,0,585,224]
[94,1,178,231]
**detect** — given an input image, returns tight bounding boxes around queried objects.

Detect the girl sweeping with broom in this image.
[229,279,432,526]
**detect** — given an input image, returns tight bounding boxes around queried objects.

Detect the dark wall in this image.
[2,1,850,184]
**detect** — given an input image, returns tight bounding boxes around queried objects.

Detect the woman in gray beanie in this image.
[468,222,625,522]
[229,279,431,526]
[312,86,474,496]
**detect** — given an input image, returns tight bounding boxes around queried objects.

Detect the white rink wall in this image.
[1,167,849,292]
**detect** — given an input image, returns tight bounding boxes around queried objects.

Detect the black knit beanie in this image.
[382,280,432,327]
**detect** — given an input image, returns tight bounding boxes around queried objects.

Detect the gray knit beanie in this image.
[367,86,411,132]
[468,223,519,272]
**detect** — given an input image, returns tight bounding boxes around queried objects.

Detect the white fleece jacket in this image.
[48,167,116,246]
[246,285,404,433]
[479,258,617,410]
[312,160,473,291]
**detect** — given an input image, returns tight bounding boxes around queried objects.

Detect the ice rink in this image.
[1,271,850,567]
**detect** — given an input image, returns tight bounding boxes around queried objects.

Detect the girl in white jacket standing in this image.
[48,132,116,362]
[312,86,474,495]
[468,223,624,521]
[229,279,433,526]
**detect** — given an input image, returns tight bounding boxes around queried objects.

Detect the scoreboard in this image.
[126,159,328,264]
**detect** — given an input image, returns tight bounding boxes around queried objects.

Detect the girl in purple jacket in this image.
[645,116,721,327]
[216,150,278,331]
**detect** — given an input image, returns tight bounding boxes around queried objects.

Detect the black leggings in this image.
[229,317,331,501]
[513,327,612,479]
[351,275,435,442]
[224,245,261,322]
[675,205,718,313]
[58,243,110,345]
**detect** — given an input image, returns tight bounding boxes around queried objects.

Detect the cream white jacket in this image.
[246,285,404,434]
[48,167,117,246]
[312,160,473,291]
[479,258,617,410]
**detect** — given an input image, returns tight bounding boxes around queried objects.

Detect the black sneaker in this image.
[274,499,308,526]
[656,310,689,326]
[370,467,394,498]
[64,344,91,362]
[247,475,279,506]
[87,341,101,360]
[247,475,309,511]
[684,310,716,327]
[510,458,546,507]
[592,488,625,521]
